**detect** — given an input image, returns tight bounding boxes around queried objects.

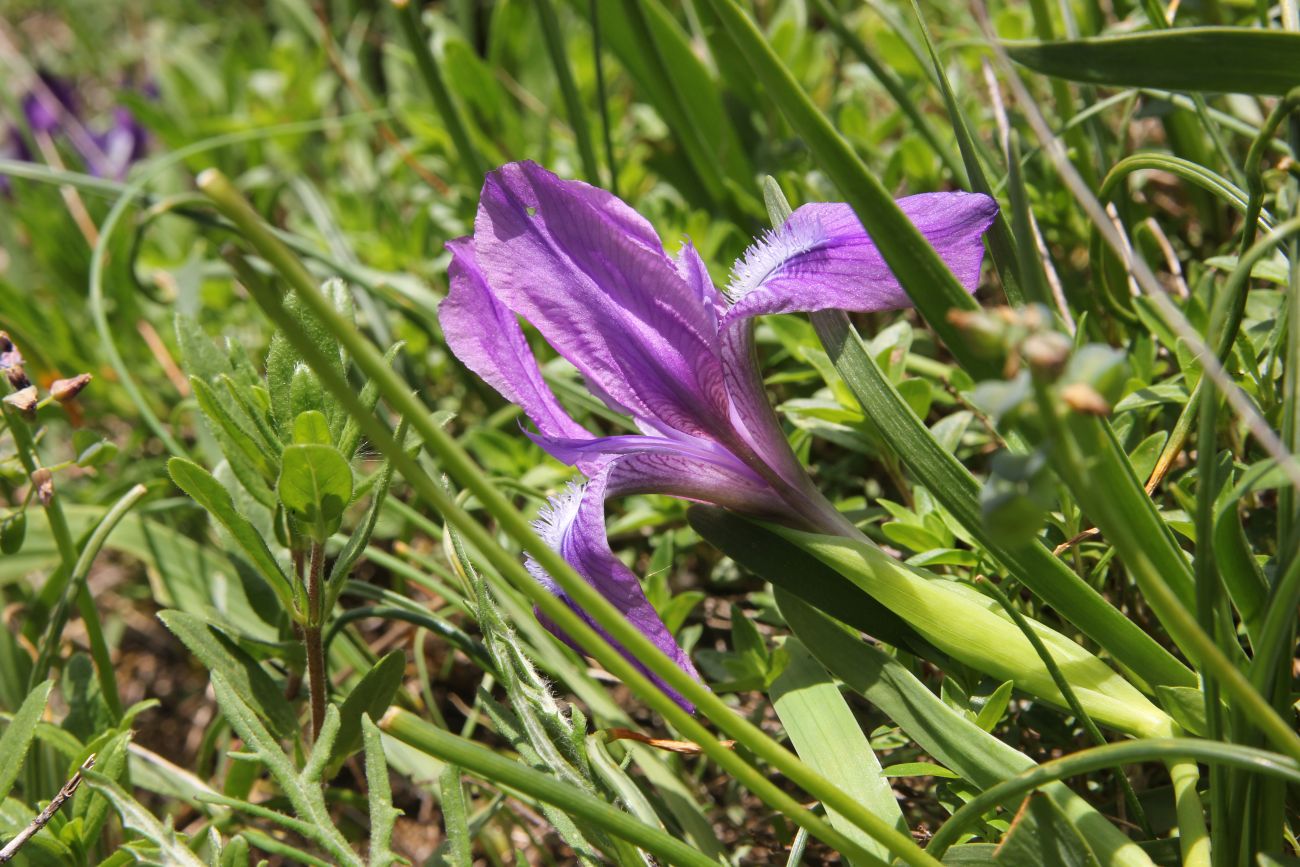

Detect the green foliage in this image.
[3,0,1300,862]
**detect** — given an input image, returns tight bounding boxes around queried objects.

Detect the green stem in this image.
[40,485,147,720]
[536,0,599,185]
[305,541,327,742]
[978,577,1152,837]
[199,170,935,867]
[1169,759,1211,867]
[383,709,720,867]
[393,0,489,183]
[926,739,1300,858]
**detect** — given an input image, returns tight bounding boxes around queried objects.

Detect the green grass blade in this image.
[777,591,1154,867]
[536,0,600,184]
[907,0,1025,306]
[1006,28,1300,95]
[383,709,727,867]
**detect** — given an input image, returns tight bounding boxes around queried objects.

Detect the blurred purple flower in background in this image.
[2,71,150,192]
[439,160,996,707]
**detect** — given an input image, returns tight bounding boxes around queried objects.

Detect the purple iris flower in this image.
[88,107,148,180]
[7,74,149,184]
[439,161,995,707]
[21,73,78,135]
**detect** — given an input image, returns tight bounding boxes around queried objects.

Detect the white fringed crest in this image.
[524,481,586,590]
[725,216,827,302]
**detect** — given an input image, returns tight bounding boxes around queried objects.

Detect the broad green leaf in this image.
[995,792,1101,866]
[1006,29,1300,95]
[0,680,54,800]
[770,639,906,863]
[293,410,332,446]
[327,651,407,769]
[168,457,295,611]
[158,610,298,740]
[277,444,353,542]
[777,591,1153,867]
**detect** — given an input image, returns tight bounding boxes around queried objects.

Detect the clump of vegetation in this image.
[1,0,1299,864]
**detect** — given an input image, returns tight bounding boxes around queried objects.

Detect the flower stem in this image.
[305,540,327,742]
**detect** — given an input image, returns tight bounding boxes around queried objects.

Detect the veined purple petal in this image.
[674,240,725,333]
[725,193,998,315]
[717,193,998,491]
[527,430,787,516]
[525,448,790,711]
[439,237,593,449]
[472,161,730,440]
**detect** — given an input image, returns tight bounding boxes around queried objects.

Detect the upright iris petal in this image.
[437,161,997,709]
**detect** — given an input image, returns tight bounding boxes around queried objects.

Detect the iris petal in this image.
[472,161,731,439]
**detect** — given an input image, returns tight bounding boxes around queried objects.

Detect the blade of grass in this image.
[383,709,719,867]
[536,0,599,184]
[392,0,490,183]
[809,0,963,179]
[928,738,1300,858]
